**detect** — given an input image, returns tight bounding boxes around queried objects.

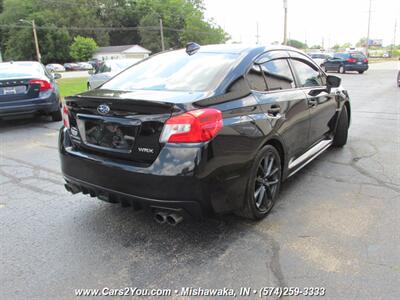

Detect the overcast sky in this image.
[203,0,400,47]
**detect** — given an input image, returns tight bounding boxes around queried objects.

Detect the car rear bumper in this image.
[59,128,249,219]
[0,93,59,119]
[345,64,369,71]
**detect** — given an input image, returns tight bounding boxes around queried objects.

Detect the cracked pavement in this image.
[0,61,399,299]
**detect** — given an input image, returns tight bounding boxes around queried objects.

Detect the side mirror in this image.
[327,75,341,88]
[53,73,62,80]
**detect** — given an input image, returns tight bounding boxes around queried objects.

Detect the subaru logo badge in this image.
[97,104,110,115]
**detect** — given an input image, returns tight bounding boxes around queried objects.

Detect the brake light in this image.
[62,104,70,128]
[160,108,223,143]
[29,79,52,91]
[364,58,368,63]
[346,58,356,63]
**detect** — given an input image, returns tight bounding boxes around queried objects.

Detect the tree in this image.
[70,36,97,62]
[341,42,352,49]
[310,45,321,49]
[287,39,307,49]
[356,38,367,48]
[332,44,341,51]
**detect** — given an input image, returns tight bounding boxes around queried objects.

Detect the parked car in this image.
[308,53,332,67]
[324,51,368,74]
[397,70,400,87]
[0,61,62,121]
[77,62,93,71]
[87,59,140,89]
[60,43,350,223]
[63,63,80,71]
[46,63,65,72]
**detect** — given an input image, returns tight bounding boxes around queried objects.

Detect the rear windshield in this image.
[101,50,238,92]
[310,54,326,59]
[350,52,366,59]
[0,63,44,79]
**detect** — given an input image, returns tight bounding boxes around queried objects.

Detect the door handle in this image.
[267,105,281,116]
[308,98,317,107]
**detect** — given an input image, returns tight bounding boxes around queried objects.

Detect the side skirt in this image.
[287,139,333,178]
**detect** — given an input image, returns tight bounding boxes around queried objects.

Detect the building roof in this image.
[95,45,151,54]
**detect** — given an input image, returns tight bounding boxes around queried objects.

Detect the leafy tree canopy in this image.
[70,36,98,62]
[287,39,308,49]
[0,0,228,63]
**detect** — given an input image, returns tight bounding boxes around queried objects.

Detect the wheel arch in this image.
[344,101,351,126]
[261,137,286,179]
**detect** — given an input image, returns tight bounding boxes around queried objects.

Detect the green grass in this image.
[56,77,87,98]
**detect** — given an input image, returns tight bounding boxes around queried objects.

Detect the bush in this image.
[70,36,97,62]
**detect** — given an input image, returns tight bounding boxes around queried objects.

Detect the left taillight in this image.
[62,104,70,128]
[160,108,223,143]
[28,79,53,91]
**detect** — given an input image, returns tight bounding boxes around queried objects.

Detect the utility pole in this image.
[159,18,165,51]
[19,19,41,62]
[32,20,41,62]
[283,0,288,45]
[391,19,397,56]
[365,0,372,56]
[256,22,260,44]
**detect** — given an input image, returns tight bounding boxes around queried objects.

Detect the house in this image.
[93,45,151,61]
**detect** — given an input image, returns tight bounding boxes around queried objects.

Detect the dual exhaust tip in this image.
[154,211,184,226]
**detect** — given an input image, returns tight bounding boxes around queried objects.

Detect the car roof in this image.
[196,43,299,55]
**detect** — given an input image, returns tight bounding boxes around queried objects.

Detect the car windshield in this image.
[101,50,238,92]
[0,63,44,79]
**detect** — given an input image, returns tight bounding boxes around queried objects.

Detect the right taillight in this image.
[62,104,70,128]
[160,108,223,143]
[364,58,368,63]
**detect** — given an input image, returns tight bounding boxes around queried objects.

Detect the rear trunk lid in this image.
[65,89,208,164]
[0,78,41,101]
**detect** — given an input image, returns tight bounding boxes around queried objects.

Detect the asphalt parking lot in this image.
[1,61,399,300]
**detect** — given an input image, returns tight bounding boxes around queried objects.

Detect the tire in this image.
[339,65,345,74]
[332,105,349,147]
[236,145,282,220]
[51,107,62,122]
[358,71,364,74]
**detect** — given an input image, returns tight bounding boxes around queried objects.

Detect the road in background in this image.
[0,61,399,299]
[59,71,90,79]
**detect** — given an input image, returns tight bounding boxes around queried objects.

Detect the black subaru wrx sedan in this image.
[59,43,350,224]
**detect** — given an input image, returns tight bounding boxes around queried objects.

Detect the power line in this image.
[0,24,217,36]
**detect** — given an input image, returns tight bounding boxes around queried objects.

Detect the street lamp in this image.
[19,19,41,62]
[283,0,288,45]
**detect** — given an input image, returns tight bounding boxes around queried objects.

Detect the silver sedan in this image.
[87,59,141,89]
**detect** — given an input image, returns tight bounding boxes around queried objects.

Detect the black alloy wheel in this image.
[238,145,282,220]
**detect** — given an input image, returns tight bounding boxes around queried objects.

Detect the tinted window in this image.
[334,53,349,59]
[349,52,366,59]
[0,62,44,79]
[310,54,326,59]
[101,50,238,92]
[260,59,295,91]
[290,59,324,87]
[247,65,267,91]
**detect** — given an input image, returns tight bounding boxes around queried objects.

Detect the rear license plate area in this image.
[0,86,26,96]
[76,114,140,153]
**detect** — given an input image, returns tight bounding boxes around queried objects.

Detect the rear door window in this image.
[260,59,295,91]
